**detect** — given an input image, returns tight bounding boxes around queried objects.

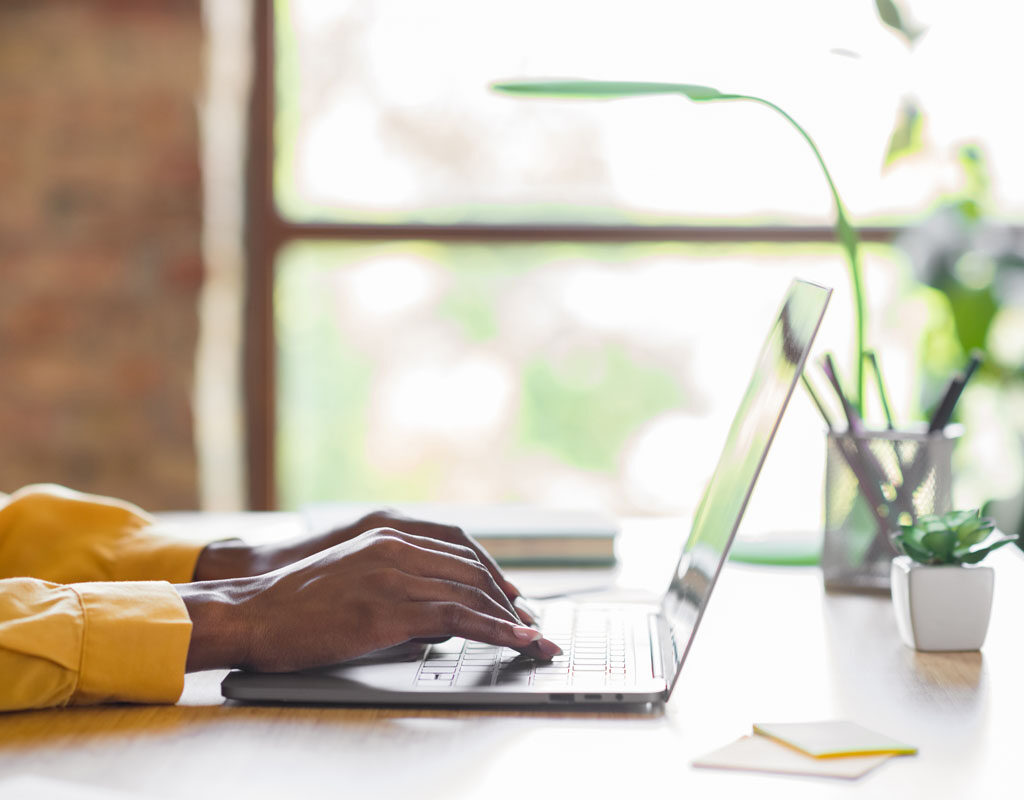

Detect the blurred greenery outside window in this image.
[270,1,1024,535]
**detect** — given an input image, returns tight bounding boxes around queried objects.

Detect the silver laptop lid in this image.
[660,279,831,694]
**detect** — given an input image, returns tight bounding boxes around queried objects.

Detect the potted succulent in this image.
[889,509,1019,651]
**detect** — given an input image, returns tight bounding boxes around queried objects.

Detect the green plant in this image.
[891,509,1018,565]
[492,79,869,413]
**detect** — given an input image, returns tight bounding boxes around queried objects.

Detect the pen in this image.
[821,354,909,527]
[873,350,985,562]
[928,350,983,433]
[820,354,903,557]
[819,355,886,504]
[801,373,836,431]
[821,353,865,434]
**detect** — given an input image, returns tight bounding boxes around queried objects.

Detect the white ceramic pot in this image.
[890,556,995,652]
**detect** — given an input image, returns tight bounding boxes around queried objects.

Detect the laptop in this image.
[222,278,831,707]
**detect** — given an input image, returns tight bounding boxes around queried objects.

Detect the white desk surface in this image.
[1,512,1021,799]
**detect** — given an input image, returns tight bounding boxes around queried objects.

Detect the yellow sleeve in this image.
[0,577,192,711]
[0,484,206,583]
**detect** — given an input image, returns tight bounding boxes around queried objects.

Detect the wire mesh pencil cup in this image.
[821,426,960,594]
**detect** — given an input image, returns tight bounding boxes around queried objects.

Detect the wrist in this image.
[193,539,259,581]
[195,538,317,580]
[175,579,256,671]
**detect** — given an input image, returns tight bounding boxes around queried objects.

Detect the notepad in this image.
[693,721,916,780]
[693,735,893,780]
[752,720,918,758]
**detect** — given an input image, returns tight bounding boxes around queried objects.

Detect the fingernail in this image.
[534,638,563,659]
[512,625,542,643]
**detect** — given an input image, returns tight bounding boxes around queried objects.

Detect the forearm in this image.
[175,578,259,671]
[191,539,315,582]
[191,539,256,581]
[192,510,441,583]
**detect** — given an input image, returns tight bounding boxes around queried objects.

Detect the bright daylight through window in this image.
[267,0,1024,539]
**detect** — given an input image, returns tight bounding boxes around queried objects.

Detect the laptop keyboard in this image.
[414,606,634,689]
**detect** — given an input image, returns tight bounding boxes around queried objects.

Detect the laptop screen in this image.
[660,279,831,692]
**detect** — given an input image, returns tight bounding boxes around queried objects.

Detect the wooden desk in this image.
[1,514,1021,799]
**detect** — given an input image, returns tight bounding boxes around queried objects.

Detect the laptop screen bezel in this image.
[658,279,832,695]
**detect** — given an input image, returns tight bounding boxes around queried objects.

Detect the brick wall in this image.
[0,1,203,509]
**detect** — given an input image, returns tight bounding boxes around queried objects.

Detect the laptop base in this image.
[222,600,668,708]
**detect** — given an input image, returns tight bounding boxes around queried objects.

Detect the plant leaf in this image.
[490,79,722,101]
[957,519,995,548]
[491,79,727,102]
[908,525,929,547]
[898,524,931,556]
[883,98,924,169]
[892,526,938,563]
[921,529,956,563]
[874,0,924,46]
[946,509,978,530]
[954,528,1019,558]
[897,536,936,564]
[953,514,982,535]
[957,537,1017,564]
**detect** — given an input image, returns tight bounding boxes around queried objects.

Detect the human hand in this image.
[193,509,534,622]
[178,526,561,673]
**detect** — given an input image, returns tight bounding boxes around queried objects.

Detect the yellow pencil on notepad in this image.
[752,721,918,758]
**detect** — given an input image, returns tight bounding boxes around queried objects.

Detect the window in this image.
[248,0,1024,532]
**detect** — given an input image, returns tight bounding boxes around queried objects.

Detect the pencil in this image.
[801,373,836,432]
[821,353,864,434]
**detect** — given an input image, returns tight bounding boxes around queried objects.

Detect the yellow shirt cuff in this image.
[70,581,192,706]
[95,533,207,584]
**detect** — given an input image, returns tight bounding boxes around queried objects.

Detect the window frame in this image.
[244,0,899,509]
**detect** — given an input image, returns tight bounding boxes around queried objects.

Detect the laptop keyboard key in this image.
[415,605,642,693]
